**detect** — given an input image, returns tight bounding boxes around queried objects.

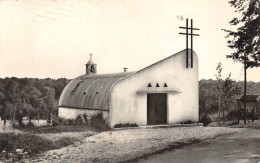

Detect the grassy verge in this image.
[0,125,98,162]
[208,120,260,129]
[16,125,98,134]
[0,132,78,156]
[230,121,260,129]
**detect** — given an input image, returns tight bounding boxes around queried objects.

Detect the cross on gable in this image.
[179,19,200,68]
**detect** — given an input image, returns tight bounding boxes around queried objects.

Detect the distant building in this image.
[237,95,260,114]
[58,49,199,128]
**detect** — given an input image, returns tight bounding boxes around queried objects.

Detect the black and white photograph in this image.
[0,0,259,162]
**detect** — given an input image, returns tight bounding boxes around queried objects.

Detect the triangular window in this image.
[164,83,168,87]
[148,83,152,87]
[156,83,160,87]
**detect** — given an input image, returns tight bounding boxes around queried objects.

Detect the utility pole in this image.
[244,53,247,124]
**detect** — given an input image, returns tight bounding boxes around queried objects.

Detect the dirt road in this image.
[137,129,260,163]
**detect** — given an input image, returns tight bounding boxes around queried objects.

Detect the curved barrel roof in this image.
[59,72,134,110]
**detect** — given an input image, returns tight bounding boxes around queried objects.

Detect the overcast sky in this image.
[0,0,259,81]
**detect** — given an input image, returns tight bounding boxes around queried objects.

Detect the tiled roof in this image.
[238,95,260,102]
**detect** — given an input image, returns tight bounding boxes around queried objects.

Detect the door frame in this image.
[147,93,168,125]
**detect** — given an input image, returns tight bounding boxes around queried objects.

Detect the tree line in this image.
[200,77,260,119]
[0,77,70,125]
[0,76,259,126]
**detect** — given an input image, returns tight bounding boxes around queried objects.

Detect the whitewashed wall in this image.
[109,49,199,127]
[58,107,109,121]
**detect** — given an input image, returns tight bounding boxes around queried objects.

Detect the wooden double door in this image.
[147,93,167,125]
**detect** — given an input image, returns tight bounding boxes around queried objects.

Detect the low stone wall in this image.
[58,107,109,121]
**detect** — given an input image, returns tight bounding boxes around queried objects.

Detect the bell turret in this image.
[85,53,97,75]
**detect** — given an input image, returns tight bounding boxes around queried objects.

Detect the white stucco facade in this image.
[109,49,199,127]
[58,107,109,121]
[58,49,199,128]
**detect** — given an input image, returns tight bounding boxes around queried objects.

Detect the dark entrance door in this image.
[147,93,167,125]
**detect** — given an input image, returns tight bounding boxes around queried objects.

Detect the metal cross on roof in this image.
[179,19,200,68]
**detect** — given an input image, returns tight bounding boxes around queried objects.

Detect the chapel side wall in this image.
[58,107,109,121]
[110,50,199,127]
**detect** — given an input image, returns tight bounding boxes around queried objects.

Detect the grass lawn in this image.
[16,124,99,133]
[208,119,260,129]
[0,132,76,156]
[0,124,98,162]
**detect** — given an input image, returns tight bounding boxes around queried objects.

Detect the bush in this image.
[0,133,78,161]
[75,115,85,125]
[55,137,77,147]
[114,123,138,128]
[52,119,59,126]
[229,121,239,126]
[180,120,195,124]
[27,121,34,127]
[83,113,88,125]
[0,133,54,156]
[200,115,212,126]
[89,112,110,131]
[68,119,76,125]
[227,110,240,120]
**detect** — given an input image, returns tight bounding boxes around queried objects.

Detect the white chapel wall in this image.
[109,50,199,127]
[58,107,109,121]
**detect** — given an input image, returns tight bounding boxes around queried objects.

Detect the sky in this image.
[0,0,259,81]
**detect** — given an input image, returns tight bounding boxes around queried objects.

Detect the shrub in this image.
[68,119,76,125]
[114,123,138,128]
[227,110,239,120]
[180,120,195,124]
[200,115,212,126]
[27,121,34,127]
[75,115,83,124]
[83,113,88,125]
[229,121,239,126]
[55,137,77,148]
[0,133,54,155]
[89,112,110,131]
[52,119,59,126]
[0,133,79,161]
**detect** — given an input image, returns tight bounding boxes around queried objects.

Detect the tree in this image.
[215,63,223,126]
[199,86,218,116]
[0,77,67,126]
[221,73,241,119]
[27,87,44,122]
[5,79,20,123]
[0,81,7,126]
[223,0,260,124]
[215,63,241,125]
[42,87,57,119]
[53,78,70,100]
[15,79,32,125]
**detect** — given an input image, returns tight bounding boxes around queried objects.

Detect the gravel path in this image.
[35,126,246,163]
